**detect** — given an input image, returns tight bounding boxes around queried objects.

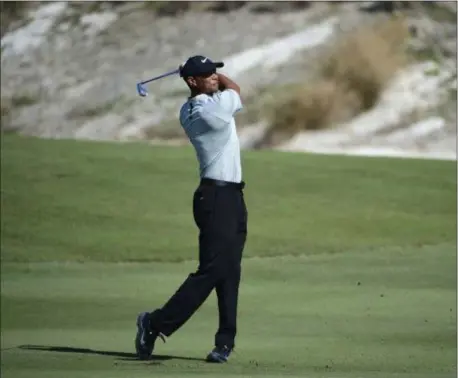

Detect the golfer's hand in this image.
[217,73,241,95]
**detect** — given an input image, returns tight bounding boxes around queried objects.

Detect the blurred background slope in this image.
[1,1,456,160]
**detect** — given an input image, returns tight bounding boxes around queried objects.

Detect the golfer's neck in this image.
[190,89,217,99]
[189,89,202,98]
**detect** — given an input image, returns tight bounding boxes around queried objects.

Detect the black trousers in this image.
[150,179,248,349]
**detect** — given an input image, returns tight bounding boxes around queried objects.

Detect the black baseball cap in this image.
[179,55,224,78]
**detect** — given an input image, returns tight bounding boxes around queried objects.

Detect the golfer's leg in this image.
[151,260,219,337]
[150,186,233,337]
[214,231,246,348]
[215,192,248,348]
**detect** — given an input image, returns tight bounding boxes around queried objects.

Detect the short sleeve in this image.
[213,89,243,116]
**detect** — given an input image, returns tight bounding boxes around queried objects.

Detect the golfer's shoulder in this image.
[179,101,192,127]
[179,100,190,117]
[179,99,206,129]
[200,90,241,115]
[211,89,241,104]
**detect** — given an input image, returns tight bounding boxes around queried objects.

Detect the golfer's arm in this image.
[217,73,241,95]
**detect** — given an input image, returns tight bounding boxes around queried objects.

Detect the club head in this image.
[137,83,148,97]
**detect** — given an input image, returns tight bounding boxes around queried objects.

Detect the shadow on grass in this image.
[18,344,203,362]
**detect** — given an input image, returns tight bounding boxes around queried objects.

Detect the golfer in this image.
[135,55,248,363]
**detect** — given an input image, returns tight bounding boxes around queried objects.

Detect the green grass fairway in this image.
[1,134,457,378]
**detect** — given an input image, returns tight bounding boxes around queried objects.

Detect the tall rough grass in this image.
[265,16,410,144]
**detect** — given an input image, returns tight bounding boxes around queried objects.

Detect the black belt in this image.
[200,178,245,190]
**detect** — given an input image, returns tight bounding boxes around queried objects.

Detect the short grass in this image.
[1,134,456,377]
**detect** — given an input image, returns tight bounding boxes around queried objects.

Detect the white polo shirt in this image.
[179,89,243,183]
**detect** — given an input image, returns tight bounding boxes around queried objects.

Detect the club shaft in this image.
[140,69,179,85]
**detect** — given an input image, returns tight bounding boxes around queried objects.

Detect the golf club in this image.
[136,68,180,97]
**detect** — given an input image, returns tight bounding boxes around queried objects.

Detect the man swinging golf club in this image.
[135,55,248,363]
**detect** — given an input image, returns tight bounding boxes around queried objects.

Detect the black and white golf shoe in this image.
[206,345,233,363]
[135,311,166,360]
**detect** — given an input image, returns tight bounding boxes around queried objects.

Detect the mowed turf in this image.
[1,134,456,377]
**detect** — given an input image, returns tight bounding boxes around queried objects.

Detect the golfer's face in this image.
[195,72,219,94]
